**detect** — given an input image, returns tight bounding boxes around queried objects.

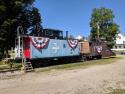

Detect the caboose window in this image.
[59,32,63,37]
[43,28,63,39]
[45,30,53,36]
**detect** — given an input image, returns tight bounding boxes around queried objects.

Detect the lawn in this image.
[0,62,22,71]
[35,56,123,72]
[0,56,123,72]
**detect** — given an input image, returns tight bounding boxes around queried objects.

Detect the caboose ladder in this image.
[23,59,33,72]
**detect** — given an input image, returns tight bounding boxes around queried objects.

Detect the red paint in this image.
[38,37,42,40]
[23,37,30,59]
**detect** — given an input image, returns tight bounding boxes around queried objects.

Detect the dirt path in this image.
[0,56,125,94]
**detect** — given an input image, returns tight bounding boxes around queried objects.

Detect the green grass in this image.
[108,89,125,94]
[0,62,22,70]
[35,56,123,72]
[0,56,123,72]
[0,61,4,65]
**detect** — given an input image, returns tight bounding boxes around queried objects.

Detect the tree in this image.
[0,0,42,58]
[90,7,119,48]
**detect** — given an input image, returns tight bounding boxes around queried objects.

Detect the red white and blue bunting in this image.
[30,37,49,49]
[96,46,102,53]
[67,40,78,49]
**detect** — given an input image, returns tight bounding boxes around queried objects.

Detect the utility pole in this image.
[97,22,100,41]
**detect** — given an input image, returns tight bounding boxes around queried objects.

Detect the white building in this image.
[76,35,88,41]
[112,33,125,51]
[76,35,82,40]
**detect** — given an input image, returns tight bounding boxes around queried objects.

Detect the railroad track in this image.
[0,68,20,73]
[0,68,21,80]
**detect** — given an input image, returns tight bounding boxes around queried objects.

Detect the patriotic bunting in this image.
[30,37,49,49]
[96,46,102,53]
[67,39,78,49]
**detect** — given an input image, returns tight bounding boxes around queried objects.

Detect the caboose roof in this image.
[43,28,63,32]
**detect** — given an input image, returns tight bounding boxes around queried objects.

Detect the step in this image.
[24,61,34,72]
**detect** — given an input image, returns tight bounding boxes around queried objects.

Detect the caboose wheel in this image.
[81,56,87,62]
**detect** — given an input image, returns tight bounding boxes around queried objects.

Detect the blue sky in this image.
[34,0,125,37]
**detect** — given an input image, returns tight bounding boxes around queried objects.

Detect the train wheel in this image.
[81,56,87,62]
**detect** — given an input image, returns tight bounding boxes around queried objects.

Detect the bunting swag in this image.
[30,37,49,49]
[67,40,78,49]
[96,46,102,53]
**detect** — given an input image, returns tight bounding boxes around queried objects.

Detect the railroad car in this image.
[14,29,80,64]
[14,28,115,65]
[79,40,115,60]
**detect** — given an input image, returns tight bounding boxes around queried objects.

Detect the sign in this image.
[52,43,59,53]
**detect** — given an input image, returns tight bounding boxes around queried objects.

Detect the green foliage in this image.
[109,89,125,94]
[0,0,42,59]
[90,7,119,48]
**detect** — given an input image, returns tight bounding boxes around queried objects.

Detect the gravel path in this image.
[0,56,125,94]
